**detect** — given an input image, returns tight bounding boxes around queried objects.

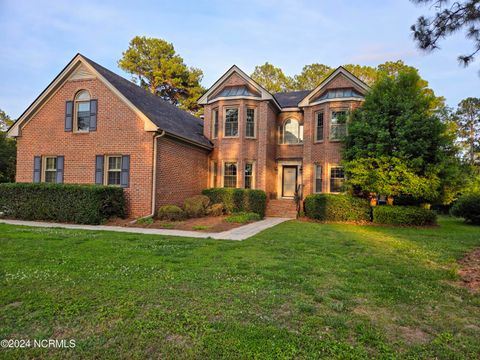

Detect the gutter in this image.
[150,130,166,217]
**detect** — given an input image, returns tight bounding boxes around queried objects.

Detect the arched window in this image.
[75,90,91,132]
[279,118,303,144]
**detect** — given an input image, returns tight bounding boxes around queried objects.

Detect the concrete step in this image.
[266,199,297,218]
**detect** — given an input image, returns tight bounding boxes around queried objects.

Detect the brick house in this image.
[8,54,368,218]
[198,65,368,216]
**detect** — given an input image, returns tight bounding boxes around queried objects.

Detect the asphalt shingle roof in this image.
[82,55,212,148]
[273,90,311,108]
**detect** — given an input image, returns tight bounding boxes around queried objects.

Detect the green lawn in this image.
[1,217,479,359]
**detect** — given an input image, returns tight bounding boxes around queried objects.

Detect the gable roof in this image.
[273,90,311,108]
[198,65,281,109]
[7,53,211,149]
[298,66,370,107]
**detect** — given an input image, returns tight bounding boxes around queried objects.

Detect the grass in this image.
[0,216,479,359]
[225,211,261,223]
[192,225,211,231]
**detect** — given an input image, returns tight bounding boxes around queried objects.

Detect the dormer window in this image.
[317,88,363,101]
[216,86,256,98]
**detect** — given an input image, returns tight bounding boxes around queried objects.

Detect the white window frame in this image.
[329,109,348,141]
[244,161,255,189]
[329,165,345,193]
[245,107,256,139]
[314,164,323,193]
[104,155,122,186]
[222,161,238,188]
[74,90,91,133]
[223,107,239,138]
[211,108,219,139]
[42,156,57,183]
[279,118,304,145]
[314,111,324,143]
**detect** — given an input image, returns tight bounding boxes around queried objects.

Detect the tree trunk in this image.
[387,196,394,206]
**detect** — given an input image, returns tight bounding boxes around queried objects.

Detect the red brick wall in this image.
[155,136,209,209]
[16,77,155,217]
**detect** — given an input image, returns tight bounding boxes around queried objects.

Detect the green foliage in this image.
[0,183,125,224]
[225,212,261,223]
[250,62,293,92]
[450,193,480,225]
[455,97,480,165]
[304,194,371,222]
[202,188,267,218]
[372,206,437,226]
[118,36,205,114]
[0,108,14,131]
[0,131,16,183]
[293,64,333,90]
[136,216,154,225]
[342,64,378,85]
[183,195,210,218]
[344,157,440,202]
[206,203,224,217]
[157,205,185,221]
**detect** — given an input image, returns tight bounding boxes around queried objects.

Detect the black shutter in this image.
[120,155,130,188]
[89,99,97,131]
[95,155,104,185]
[65,101,73,131]
[56,156,64,184]
[33,156,41,183]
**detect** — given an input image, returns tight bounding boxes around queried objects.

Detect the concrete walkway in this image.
[0,217,292,241]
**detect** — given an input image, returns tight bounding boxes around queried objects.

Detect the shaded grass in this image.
[0,217,479,359]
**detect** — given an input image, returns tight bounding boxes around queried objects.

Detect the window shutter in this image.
[120,155,130,188]
[89,99,97,131]
[56,156,64,184]
[65,101,73,131]
[95,155,104,185]
[33,156,41,183]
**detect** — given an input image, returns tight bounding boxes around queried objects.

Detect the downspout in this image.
[150,130,166,217]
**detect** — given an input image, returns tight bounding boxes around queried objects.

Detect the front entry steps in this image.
[266,199,297,218]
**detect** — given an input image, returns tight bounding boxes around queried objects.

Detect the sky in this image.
[0,0,478,119]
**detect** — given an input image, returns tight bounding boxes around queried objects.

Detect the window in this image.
[216,86,256,98]
[317,88,363,101]
[315,112,324,142]
[44,157,57,183]
[211,161,218,187]
[280,119,303,144]
[212,109,219,139]
[246,108,256,138]
[244,162,253,189]
[315,164,322,193]
[75,90,91,132]
[330,110,347,141]
[223,162,237,188]
[106,156,122,186]
[330,166,345,193]
[224,108,238,137]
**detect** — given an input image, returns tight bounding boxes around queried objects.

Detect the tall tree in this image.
[341,64,378,86]
[343,68,458,203]
[293,64,333,90]
[411,0,480,69]
[118,36,205,114]
[0,109,13,131]
[456,97,480,164]
[0,108,16,183]
[250,62,293,93]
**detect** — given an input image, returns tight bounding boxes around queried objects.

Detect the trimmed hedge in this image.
[0,183,125,224]
[373,206,437,226]
[451,193,480,225]
[184,195,210,218]
[202,188,267,218]
[157,205,186,221]
[304,194,371,221]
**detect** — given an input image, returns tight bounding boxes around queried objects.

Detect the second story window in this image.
[224,108,238,137]
[315,112,324,142]
[279,119,303,144]
[212,109,219,139]
[246,108,255,138]
[75,90,91,132]
[330,111,347,141]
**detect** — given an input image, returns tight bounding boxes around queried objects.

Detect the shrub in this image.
[373,206,437,226]
[450,193,480,225]
[184,195,210,218]
[202,188,267,218]
[225,212,261,223]
[157,205,185,221]
[206,203,224,217]
[0,183,125,225]
[136,216,153,225]
[304,194,371,222]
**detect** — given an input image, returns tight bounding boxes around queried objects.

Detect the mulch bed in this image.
[458,248,480,292]
[107,216,244,233]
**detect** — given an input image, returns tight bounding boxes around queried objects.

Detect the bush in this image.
[225,212,261,223]
[206,203,224,217]
[157,205,185,221]
[184,195,210,218]
[373,206,437,226]
[0,183,125,225]
[202,188,267,218]
[304,194,371,222]
[450,193,480,225]
[136,216,153,225]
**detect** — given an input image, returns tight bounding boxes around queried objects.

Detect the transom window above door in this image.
[279,118,303,144]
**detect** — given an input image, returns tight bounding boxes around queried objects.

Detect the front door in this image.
[282,166,297,197]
